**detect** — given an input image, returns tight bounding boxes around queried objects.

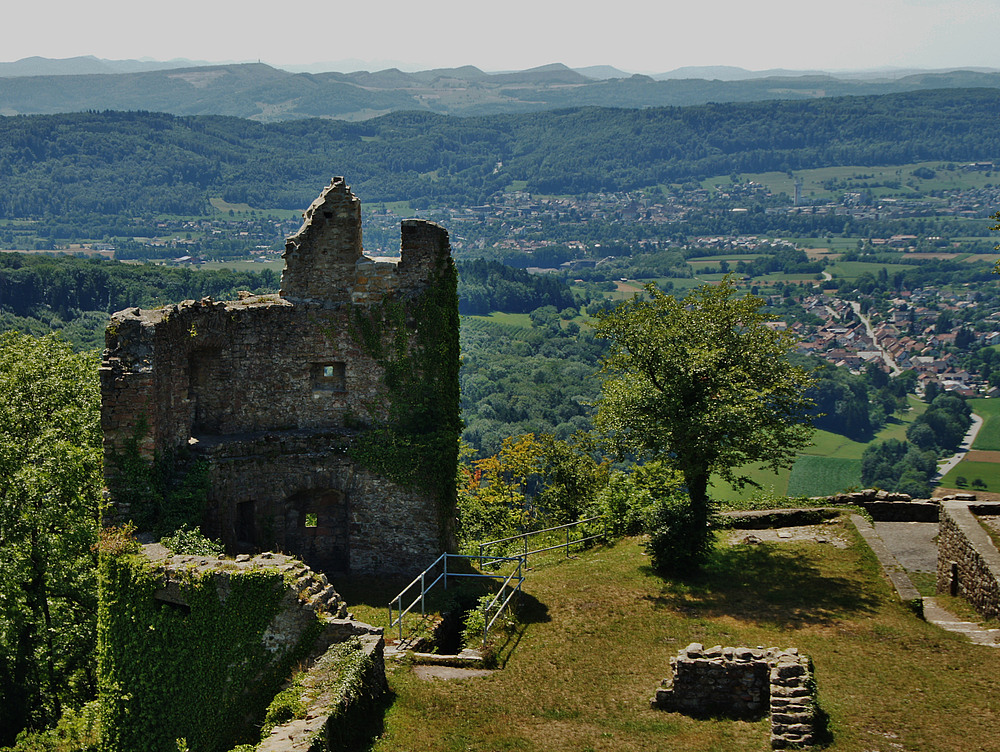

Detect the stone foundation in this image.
[652,643,818,749]
[937,501,1000,619]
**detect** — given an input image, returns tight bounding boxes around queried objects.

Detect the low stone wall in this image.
[811,489,941,522]
[258,634,387,752]
[652,643,818,749]
[937,501,1000,619]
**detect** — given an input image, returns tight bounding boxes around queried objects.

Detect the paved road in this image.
[849,300,902,376]
[934,412,984,481]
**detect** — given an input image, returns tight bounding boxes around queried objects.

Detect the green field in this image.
[826,261,914,281]
[711,400,931,502]
[787,456,862,497]
[466,312,533,329]
[198,260,284,273]
[702,162,1000,202]
[969,398,1000,451]
[939,460,1000,492]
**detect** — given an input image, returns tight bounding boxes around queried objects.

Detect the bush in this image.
[159,524,225,556]
[644,494,713,577]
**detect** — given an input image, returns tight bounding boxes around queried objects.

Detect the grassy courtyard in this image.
[338,519,1000,751]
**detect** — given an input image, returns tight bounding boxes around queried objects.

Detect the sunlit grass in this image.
[338,524,1000,751]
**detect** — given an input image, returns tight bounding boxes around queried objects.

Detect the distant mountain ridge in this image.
[2,58,1000,121]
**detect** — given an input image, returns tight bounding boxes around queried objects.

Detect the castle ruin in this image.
[100,178,460,574]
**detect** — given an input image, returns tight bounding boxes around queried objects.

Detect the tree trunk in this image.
[684,468,713,563]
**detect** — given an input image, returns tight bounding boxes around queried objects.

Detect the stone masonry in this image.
[100,178,458,575]
[937,501,1000,619]
[652,643,819,749]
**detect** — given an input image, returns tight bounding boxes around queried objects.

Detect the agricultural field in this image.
[701,161,1000,202]
[339,524,1000,751]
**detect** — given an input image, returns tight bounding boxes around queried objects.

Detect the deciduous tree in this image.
[594,279,814,570]
[0,333,102,742]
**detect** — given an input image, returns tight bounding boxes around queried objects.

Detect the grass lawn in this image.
[787,456,861,497]
[710,464,791,501]
[826,261,914,281]
[969,398,1000,451]
[337,523,1000,751]
[939,460,1000,492]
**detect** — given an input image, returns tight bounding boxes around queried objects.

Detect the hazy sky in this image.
[4,0,999,72]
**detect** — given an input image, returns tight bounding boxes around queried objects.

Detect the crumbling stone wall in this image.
[652,643,818,749]
[100,178,458,574]
[99,544,386,752]
[937,501,1000,619]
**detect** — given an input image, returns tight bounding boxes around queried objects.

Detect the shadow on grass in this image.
[354,686,396,752]
[643,542,880,628]
[492,590,551,668]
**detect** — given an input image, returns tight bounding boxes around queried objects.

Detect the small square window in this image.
[312,362,346,392]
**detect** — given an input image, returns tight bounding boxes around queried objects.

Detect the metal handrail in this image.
[478,515,608,565]
[388,552,524,644]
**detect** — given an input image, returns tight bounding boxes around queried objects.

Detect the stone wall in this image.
[99,545,386,752]
[811,489,941,522]
[937,501,1000,619]
[100,178,458,575]
[652,643,818,749]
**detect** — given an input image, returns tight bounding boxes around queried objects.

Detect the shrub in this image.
[644,493,713,577]
[159,524,225,557]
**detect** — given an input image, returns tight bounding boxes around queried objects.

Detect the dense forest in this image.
[2,88,1000,222]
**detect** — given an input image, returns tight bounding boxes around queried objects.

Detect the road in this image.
[934,412,984,481]
[849,300,902,376]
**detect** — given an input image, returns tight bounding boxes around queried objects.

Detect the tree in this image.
[594,279,814,570]
[0,333,103,743]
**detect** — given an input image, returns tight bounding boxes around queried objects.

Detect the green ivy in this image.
[97,552,322,752]
[347,251,461,539]
[106,421,211,537]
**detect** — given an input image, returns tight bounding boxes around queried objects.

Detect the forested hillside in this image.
[2,61,1000,121]
[2,88,999,221]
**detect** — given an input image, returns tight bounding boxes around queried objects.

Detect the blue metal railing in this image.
[478,515,608,566]
[388,552,524,645]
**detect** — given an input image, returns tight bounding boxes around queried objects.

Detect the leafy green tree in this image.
[594,279,814,572]
[0,333,103,743]
[533,432,609,523]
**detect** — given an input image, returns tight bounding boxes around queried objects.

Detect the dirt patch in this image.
[725,524,848,549]
[964,450,1000,463]
[412,665,494,681]
[802,248,838,260]
[936,486,1000,503]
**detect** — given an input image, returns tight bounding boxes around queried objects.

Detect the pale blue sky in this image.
[3,0,999,73]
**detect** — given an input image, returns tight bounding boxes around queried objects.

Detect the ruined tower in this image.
[100,178,459,574]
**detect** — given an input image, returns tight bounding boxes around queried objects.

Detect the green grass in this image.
[826,261,914,280]
[786,456,861,497]
[969,398,1000,451]
[339,526,1000,751]
[703,162,1000,202]
[801,429,868,459]
[466,312,533,329]
[710,465,791,501]
[197,260,284,273]
[939,460,1000,491]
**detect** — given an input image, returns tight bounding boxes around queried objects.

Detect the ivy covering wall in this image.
[97,551,321,752]
[349,250,461,543]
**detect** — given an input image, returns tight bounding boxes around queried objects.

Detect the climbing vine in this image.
[97,549,322,752]
[347,252,461,531]
[105,420,211,537]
